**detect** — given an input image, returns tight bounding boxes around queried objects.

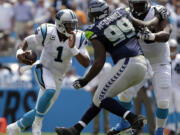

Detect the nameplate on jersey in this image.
[50,35,56,40]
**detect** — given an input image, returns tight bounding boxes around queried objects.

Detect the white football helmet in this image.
[169,39,178,58]
[55,9,78,37]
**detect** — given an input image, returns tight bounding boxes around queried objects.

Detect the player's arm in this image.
[83,39,106,82]
[75,53,90,68]
[73,39,106,89]
[130,15,159,30]
[68,32,90,68]
[153,18,171,42]
[16,26,43,65]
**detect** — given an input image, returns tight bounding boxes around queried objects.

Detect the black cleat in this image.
[107,128,120,135]
[130,115,147,135]
[55,126,80,135]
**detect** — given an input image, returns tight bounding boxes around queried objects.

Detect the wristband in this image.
[16,49,24,58]
[71,47,80,56]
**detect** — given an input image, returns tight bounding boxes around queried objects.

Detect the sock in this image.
[17,109,36,130]
[156,107,169,129]
[74,103,101,132]
[36,89,55,117]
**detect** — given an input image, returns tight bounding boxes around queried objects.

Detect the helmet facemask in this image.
[55,9,78,37]
[88,8,109,23]
[129,0,151,18]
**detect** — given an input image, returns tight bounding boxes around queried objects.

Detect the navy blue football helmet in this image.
[88,0,110,23]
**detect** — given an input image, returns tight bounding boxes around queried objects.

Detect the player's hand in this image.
[68,31,76,48]
[73,78,89,89]
[138,27,155,41]
[17,51,34,65]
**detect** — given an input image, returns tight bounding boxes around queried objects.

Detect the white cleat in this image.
[6,122,21,135]
[32,117,42,135]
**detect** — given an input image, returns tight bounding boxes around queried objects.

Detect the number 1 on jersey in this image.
[55,46,63,62]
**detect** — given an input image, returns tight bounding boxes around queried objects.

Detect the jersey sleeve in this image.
[84,24,98,40]
[25,24,48,47]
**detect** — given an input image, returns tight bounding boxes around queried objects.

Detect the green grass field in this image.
[1,133,106,135]
[0,133,150,135]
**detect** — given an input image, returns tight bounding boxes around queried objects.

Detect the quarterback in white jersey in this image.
[108,0,172,135]
[6,9,90,135]
[166,39,180,135]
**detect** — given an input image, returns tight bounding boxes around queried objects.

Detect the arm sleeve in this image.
[25,34,41,47]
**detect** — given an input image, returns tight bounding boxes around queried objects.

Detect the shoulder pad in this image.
[34,23,47,46]
[154,5,170,21]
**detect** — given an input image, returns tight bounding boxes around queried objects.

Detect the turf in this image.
[1,133,106,135]
[1,132,149,135]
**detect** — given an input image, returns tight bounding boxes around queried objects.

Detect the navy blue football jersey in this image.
[85,8,143,64]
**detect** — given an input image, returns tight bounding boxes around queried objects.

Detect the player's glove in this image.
[138,27,155,41]
[73,78,89,89]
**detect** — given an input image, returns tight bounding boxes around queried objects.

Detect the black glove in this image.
[73,78,89,89]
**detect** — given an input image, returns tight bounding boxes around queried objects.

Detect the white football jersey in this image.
[138,5,170,64]
[171,54,180,90]
[25,23,89,77]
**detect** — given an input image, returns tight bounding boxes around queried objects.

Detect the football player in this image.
[166,39,180,135]
[108,0,172,135]
[6,9,90,135]
[54,0,163,135]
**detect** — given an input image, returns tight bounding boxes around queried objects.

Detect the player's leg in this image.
[165,89,176,135]
[94,56,147,132]
[55,56,147,135]
[6,65,47,135]
[107,77,147,135]
[6,109,36,135]
[32,65,61,135]
[107,89,134,135]
[152,63,171,135]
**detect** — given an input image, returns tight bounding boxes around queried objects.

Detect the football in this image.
[25,50,37,64]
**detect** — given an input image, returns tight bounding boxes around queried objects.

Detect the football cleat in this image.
[131,115,147,133]
[55,126,80,135]
[108,119,131,135]
[6,122,21,135]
